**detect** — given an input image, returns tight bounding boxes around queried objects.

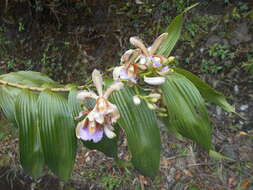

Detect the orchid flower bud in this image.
[168,56,175,63]
[133,95,141,105]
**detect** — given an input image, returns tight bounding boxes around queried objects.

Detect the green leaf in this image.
[174,68,235,113]
[0,86,17,124]
[0,71,60,87]
[157,3,198,57]
[68,88,83,118]
[15,89,44,178]
[209,150,235,161]
[161,73,212,150]
[111,87,161,178]
[38,90,76,180]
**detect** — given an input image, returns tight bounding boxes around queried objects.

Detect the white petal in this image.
[76,90,98,100]
[149,33,168,55]
[75,122,83,139]
[144,76,165,85]
[108,103,120,123]
[133,95,141,105]
[75,111,85,120]
[120,49,134,64]
[104,82,124,99]
[113,66,122,81]
[104,126,116,139]
[88,109,104,124]
[129,36,149,56]
[139,56,147,65]
[153,57,161,63]
[92,69,103,96]
[76,119,87,138]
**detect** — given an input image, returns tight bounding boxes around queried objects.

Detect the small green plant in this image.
[101,176,121,190]
[208,44,234,60]
[242,58,253,75]
[18,22,25,32]
[201,59,223,74]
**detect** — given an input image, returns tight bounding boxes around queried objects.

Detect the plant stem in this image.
[0,79,86,92]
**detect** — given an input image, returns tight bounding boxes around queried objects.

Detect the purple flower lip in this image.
[79,127,103,143]
[153,61,162,68]
[161,66,169,72]
[119,67,137,83]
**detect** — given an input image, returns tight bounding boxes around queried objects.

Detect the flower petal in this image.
[77,90,98,100]
[76,121,83,139]
[104,125,116,139]
[92,69,103,96]
[130,36,149,56]
[88,108,104,124]
[139,56,147,65]
[104,82,124,99]
[79,127,104,143]
[149,33,168,55]
[113,66,123,81]
[75,111,85,120]
[144,76,165,85]
[119,68,137,83]
[120,49,134,64]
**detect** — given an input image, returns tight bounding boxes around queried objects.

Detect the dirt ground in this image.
[0,0,252,189]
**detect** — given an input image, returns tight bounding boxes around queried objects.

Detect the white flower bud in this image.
[147,103,156,110]
[144,76,165,85]
[133,95,141,105]
[168,56,175,63]
[148,93,161,99]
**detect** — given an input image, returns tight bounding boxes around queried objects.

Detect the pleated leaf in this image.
[110,87,161,178]
[68,88,119,158]
[161,73,212,150]
[0,86,17,124]
[15,89,44,178]
[38,90,76,181]
[175,68,235,113]
[0,71,61,87]
[157,3,198,57]
[68,88,83,118]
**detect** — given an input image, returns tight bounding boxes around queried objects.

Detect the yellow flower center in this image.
[96,97,108,113]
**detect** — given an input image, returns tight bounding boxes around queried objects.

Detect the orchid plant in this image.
[0,4,235,180]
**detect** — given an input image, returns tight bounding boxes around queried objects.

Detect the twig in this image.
[0,79,86,92]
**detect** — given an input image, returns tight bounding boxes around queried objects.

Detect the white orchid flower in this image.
[129,33,175,85]
[113,49,141,83]
[75,69,123,143]
[130,33,168,68]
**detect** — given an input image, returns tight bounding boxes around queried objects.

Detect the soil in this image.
[0,0,253,189]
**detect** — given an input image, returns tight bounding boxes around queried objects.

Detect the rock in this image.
[135,0,144,4]
[230,23,252,45]
[239,145,253,161]
[216,106,222,118]
[234,85,239,95]
[222,144,238,160]
[205,35,221,48]
[240,105,249,111]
